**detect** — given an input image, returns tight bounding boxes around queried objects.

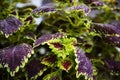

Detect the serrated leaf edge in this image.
[0,50,34,76]
[75,49,93,80]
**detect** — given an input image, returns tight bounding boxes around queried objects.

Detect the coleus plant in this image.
[0,0,120,80]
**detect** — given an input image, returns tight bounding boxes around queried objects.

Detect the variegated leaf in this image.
[33,32,64,48]
[0,43,33,76]
[0,16,21,37]
[75,47,93,80]
[25,59,47,79]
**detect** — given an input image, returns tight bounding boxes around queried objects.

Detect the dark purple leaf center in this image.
[62,60,71,70]
[50,43,63,50]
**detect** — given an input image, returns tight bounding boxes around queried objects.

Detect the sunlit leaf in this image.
[0,43,33,76]
[25,59,47,79]
[0,16,21,37]
[75,47,93,79]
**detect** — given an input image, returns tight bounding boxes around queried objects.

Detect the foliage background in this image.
[0,0,120,80]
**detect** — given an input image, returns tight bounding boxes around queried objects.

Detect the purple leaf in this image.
[33,3,56,13]
[41,55,57,67]
[92,23,120,35]
[91,1,105,6]
[66,4,91,15]
[34,34,52,47]
[33,7,55,13]
[105,60,120,73]
[105,36,120,46]
[25,59,46,79]
[0,43,33,76]
[75,47,93,79]
[34,32,64,48]
[0,16,21,37]
[109,20,120,28]
[52,32,65,39]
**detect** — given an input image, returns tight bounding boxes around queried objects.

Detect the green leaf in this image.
[47,37,76,58]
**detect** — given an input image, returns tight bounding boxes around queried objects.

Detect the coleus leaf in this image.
[65,4,91,15]
[43,71,62,80]
[50,42,63,50]
[75,47,93,79]
[41,55,57,67]
[58,58,73,72]
[25,59,47,79]
[105,60,120,73]
[47,37,76,58]
[105,36,120,46]
[91,23,120,35]
[0,43,33,76]
[33,3,56,14]
[33,32,65,48]
[0,16,22,37]
[33,3,91,16]
[109,20,120,28]
[25,32,36,41]
[33,7,55,13]
[91,1,105,6]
